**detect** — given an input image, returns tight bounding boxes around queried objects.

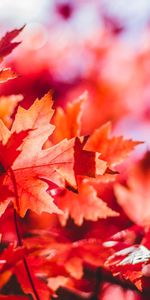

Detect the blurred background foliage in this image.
[0,0,150,149]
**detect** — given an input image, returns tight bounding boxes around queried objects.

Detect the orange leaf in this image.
[74,136,107,179]
[56,180,119,226]
[0,95,23,127]
[0,68,18,83]
[52,91,87,143]
[0,93,76,217]
[84,121,142,167]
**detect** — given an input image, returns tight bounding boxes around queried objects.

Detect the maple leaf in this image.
[15,258,52,300]
[11,91,55,157]
[15,247,92,299]
[55,179,118,226]
[74,136,107,179]
[0,122,30,216]
[52,91,87,143]
[0,92,76,217]
[0,27,24,62]
[115,151,150,227]
[105,244,150,291]
[24,235,84,280]
[0,27,24,84]
[24,233,113,286]
[0,243,27,289]
[84,121,142,167]
[0,95,23,127]
[0,25,148,300]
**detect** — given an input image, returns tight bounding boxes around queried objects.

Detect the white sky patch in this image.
[0,0,49,27]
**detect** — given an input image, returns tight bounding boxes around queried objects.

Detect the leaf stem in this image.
[9,167,40,300]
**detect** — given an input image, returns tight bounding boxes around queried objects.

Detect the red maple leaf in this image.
[0,92,76,217]
[0,243,28,290]
[0,27,24,84]
[0,25,147,300]
[105,244,150,291]
[0,27,24,62]
[23,233,113,290]
[15,258,52,300]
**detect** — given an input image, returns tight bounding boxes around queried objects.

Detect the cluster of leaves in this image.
[0,27,150,300]
[3,21,150,140]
